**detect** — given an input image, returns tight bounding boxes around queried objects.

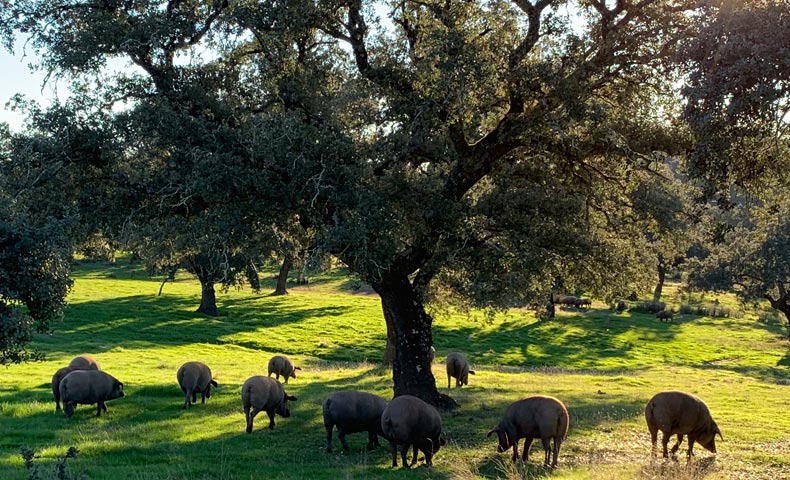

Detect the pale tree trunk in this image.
[376,273,458,411]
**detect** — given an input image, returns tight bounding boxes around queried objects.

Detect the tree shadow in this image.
[38,294,353,356]
[432,310,682,372]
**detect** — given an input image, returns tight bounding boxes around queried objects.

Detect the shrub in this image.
[20,446,87,480]
[633,300,666,313]
[758,310,784,326]
[679,303,733,318]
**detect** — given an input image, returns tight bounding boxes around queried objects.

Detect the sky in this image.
[0,39,62,132]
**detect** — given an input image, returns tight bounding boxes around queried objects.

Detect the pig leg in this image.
[389,440,398,467]
[324,422,334,452]
[511,439,520,462]
[521,437,533,462]
[670,434,684,456]
[338,429,350,451]
[266,409,276,429]
[400,443,411,468]
[685,435,696,460]
[366,429,379,449]
[551,436,561,468]
[541,437,551,466]
[245,406,258,433]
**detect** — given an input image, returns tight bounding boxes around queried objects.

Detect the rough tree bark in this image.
[273,255,293,296]
[375,273,458,410]
[382,301,396,366]
[653,254,666,302]
[196,279,218,317]
[765,290,790,341]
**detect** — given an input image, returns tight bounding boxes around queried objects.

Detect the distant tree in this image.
[628,162,699,301]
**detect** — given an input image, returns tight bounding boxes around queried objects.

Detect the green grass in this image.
[1,259,789,479]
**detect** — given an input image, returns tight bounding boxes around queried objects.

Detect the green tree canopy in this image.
[680,0,790,196]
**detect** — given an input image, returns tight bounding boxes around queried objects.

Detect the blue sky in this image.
[0,41,61,132]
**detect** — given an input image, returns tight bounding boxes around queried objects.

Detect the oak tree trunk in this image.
[376,273,458,411]
[196,280,218,317]
[382,301,396,366]
[779,307,790,341]
[653,254,666,302]
[273,255,293,296]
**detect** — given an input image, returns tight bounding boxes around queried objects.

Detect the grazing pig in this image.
[323,390,388,452]
[241,375,297,432]
[267,355,301,384]
[381,395,446,468]
[487,395,570,467]
[176,361,218,409]
[59,370,125,418]
[68,355,100,370]
[51,365,90,412]
[446,352,475,389]
[645,390,722,459]
[560,296,578,307]
[656,310,674,322]
[575,298,592,308]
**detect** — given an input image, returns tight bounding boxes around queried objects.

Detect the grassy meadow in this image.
[1,259,789,480]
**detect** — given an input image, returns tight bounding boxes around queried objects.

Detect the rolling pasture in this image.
[1,260,789,480]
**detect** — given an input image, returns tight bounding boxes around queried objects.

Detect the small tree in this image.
[0,218,72,364]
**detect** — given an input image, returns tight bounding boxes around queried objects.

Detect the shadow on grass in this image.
[41,294,354,356]
[433,310,682,371]
[693,346,790,385]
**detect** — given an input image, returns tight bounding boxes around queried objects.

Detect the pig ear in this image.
[468,370,476,375]
[486,428,498,437]
[286,395,298,401]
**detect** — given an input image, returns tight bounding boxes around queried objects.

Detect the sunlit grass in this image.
[0,259,788,479]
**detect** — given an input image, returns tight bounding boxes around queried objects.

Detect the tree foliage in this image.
[680,0,790,196]
[0,216,72,364]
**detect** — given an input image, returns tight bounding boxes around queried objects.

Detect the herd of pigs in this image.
[50,352,723,469]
